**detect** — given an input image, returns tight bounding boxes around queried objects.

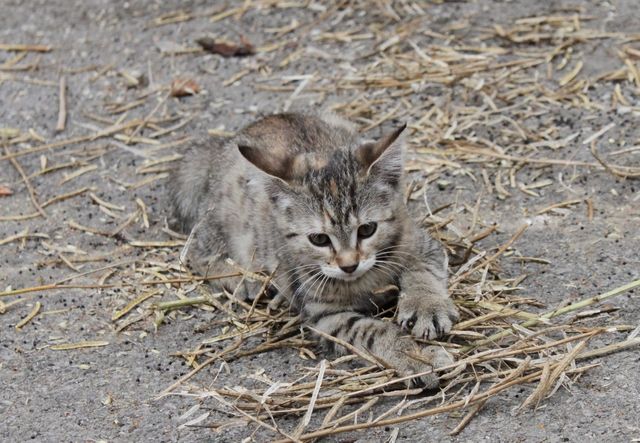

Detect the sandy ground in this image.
[1,1,639,442]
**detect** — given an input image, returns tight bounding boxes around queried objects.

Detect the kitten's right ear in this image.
[239,144,327,184]
[238,144,294,184]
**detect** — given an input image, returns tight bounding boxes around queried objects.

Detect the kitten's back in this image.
[168,136,227,232]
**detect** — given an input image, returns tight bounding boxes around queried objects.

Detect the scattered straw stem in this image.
[475,301,542,322]
[451,144,603,169]
[14,302,41,330]
[0,118,142,161]
[54,259,139,284]
[538,279,640,320]
[55,75,66,132]
[0,44,52,52]
[112,289,161,321]
[50,340,109,350]
[43,185,91,207]
[432,330,598,383]
[156,337,244,398]
[582,123,615,146]
[245,266,279,321]
[520,335,593,409]
[125,89,173,143]
[208,391,302,443]
[154,296,212,311]
[0,273,243,298]
[450,223,528,289]
[0,283,117,298]
[321,396,347,427]
[576,336,640,360]
[3,145,47,217]
[225,258,271,283]
[0,298,26,314]
[0,228,49,246]
[535,198,584,215]
[326,397,380,428]
[294,359,326,437]
[462,278,640,351]
[590,141,640,179]
[449,399,486,436]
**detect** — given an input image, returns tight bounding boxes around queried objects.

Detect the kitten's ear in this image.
[238,144,294,183]
[355,123,406,184]
[238,144,324,184]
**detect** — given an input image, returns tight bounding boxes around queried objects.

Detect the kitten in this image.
[168,112,458,387]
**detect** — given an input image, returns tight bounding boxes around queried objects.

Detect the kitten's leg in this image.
[396,231,459,340]
[184,219,265,300]
[304,302,453,388]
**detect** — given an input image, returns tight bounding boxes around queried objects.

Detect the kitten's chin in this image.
[331,273,363,282]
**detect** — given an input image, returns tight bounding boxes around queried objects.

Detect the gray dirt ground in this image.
[1,0,639,442]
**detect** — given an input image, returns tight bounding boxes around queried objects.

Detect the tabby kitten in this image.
[168,112,458,387]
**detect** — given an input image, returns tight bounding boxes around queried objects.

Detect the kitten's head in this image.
[238,115,408,296]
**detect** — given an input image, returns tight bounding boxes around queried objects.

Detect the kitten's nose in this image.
[339,264,359,274]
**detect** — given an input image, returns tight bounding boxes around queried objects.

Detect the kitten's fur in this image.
[168,112,458,387]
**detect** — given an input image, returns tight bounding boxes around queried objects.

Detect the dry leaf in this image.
[170,77,200,97]
[0,185,13,196]
[196,36,255,57]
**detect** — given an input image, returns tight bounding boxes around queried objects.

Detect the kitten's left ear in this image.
[355,123,406,185]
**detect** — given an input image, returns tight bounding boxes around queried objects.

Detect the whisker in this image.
[295,271,325,307]
[372,267,395,282]
[377,250,422,261]
[374,260,407,275]
[377,258,407,268]
[376,243,418,252]
[294,270,323,298]
[317,275,331,302]
[306,272,326,302]
[279,268,318,297]
[276,264,319,279]
[373,263,402,279]
[311,274,329,302]
[376,260,407,272]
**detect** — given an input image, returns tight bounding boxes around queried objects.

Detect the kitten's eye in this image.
[357,222,377,239]
[308,233,332,247]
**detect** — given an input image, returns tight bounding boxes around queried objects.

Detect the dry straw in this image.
[1,1,639,440]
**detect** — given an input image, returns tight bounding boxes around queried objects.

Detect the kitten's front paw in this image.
[395,340,455,389]
[397,293,459,340]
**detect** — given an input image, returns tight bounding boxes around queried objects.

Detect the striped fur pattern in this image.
[168,112,458,387]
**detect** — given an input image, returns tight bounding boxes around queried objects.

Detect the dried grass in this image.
[1,1,639,440]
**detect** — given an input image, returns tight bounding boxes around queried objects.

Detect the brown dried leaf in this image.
[0,185,12,196]
[196,36,255,57]
[170,77,200,97]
